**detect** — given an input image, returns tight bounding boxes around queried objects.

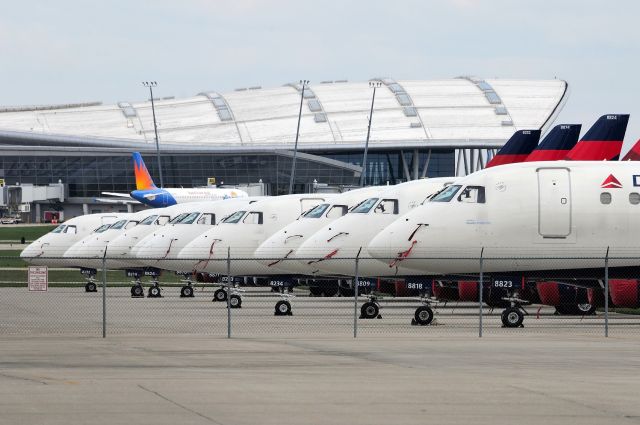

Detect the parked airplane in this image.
[367,161,640,326]
[101,152,248,207]
[485,129,540,167]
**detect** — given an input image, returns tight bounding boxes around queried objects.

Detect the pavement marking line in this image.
[0,371,48,385]
[137,384,225,425]
[508,384,640,423]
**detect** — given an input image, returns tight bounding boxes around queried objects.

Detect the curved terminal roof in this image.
[0,77,568,151]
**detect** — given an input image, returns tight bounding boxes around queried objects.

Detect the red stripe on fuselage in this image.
[565,141,623,161]
[525,150,570,162]
[485,154,529,168]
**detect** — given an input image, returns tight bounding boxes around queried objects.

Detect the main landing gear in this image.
[360,295,382,319]
[500,292,528,328]
[274,290,295,316]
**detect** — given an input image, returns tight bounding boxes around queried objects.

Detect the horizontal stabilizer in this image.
[622,139,640,161]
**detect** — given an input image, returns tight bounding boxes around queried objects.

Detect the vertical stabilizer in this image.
[565,114,629,161]
[132,152,157,190]
[486,129,541,168]
[525,124,581,162]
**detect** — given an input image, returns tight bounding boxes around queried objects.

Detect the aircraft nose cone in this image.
[367,228,398,261]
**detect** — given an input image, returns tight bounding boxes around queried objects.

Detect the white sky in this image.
[1,0,638,153]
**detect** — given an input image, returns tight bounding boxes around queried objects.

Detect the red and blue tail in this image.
[565,114,629,161]
[132,152,157,190]
[485,129,541,168]
[622,139,640,161]
[525,124,581,162]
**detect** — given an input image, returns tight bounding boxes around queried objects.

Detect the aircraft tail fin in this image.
[525,124,581,162]
[622,139,640,161]
[132,152,157,190]
[485,129,541,168]
[565,114,629,161]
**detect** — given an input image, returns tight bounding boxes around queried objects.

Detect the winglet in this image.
[565,114,629,161]
[525,124,581,162]
[486,129,541,168]
[132,152,157,190]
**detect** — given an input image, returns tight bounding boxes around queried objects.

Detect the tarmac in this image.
[1,287,640,425]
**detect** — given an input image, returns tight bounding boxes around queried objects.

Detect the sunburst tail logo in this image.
[132,152,157,190]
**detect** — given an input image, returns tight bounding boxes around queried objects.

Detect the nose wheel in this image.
[500,293,528,328]
[147,280,162,298]
[130,279,144,298]
[84,279,97,293]
[360,296,382,319]
[180,281,194,298]
[274,291,295,316]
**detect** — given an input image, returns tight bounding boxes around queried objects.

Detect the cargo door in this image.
[537,168,571,238]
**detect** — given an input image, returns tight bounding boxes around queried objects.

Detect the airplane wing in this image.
[101,192,132,198]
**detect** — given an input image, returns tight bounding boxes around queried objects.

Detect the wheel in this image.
[501,307,524,328]
[131,284,144,297]
[180,285,194,297]
[85,282,97,292]
[274,300,292,316]
[576,303,596,316]
[414,306,434,326]
[360,301,379,319]
[309,286,324,296]
[229,294,242,308]
[148,285,161,298]
[213,288,228,302]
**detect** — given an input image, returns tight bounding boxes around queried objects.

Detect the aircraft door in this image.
[537,168,571,238]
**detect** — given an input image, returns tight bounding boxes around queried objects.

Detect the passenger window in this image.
[600,192,611,205]
[457,186,485,204]
[197,213,215,225]
[326,205,347,218]
[243,212,263,224]
[630,193,640,205]
[374,199,399,214]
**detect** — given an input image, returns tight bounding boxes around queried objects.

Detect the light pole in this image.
[360,81,381,186]
[288,79,309,195]
[142,81,164,188]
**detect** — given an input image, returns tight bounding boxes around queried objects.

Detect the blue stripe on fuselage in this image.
[130,189,177,207]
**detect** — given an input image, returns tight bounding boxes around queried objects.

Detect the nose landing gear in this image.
[274,290,295,316]
[500,293,528,328]
[412,296,437,326]
[147,279,162,298]
[360,295,382,319]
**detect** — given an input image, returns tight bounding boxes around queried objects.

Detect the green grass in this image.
[0,250,27,267]
[0,225,55,242]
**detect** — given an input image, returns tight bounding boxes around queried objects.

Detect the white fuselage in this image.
[20,213,120,267]
[294,178,454,277]
[254,187,387,275]
[132,198,263,272]
[176,195,332,276]
[168,188,248,203]
[368,161,640,274]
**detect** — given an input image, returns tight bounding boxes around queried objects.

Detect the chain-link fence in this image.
[2,251,640,338]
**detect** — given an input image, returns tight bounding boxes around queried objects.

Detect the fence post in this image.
[479,247,484,338]
[227,247,231,339]
[102,248,107,338]
[353,248,361,338]
[604,246,609,338]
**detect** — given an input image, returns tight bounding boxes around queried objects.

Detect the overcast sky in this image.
[2,0,638,153]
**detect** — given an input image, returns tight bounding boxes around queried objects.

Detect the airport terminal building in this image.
[0,77,568,220]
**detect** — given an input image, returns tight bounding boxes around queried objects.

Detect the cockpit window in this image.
[350,198,379,214]
[430,185,461,202]
[304,204,330,218]
[222,211,246,224]
[243,212,263,224]
[457,186,485,203]
[64,225,77,234]
[94,224,112,233]
[51,225,66,234]
[168,213,189,224]
[139,215,159,225]
[197,213,215,225]
[110,220,127,230]
[125,220,139,229]
[374,199,399,215]
[157,215,170,226]
[178,212,200,224]
[327,205,347,218]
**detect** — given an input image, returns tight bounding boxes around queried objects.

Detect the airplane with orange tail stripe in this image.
[100,152,248,207]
